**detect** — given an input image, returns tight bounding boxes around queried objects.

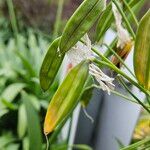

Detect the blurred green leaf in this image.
[5,143,19,150]
[1,99,18,110]
[0,109,9,118]
[17,104,27,138]
[1,83,26,102]
[121,138,150,150]
[22,91,42,150]
[16,51,36,77]
[28,94,41,111]
[0,132,16,149]
[22,137,29,150]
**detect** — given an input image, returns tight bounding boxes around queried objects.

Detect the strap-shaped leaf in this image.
[40,38,64,91]
[134,9,150,90]
[22,92,42,150]
[17,104,27,138]
[1,83,26,102]
[59,0,105,53]
[44,60,89,135]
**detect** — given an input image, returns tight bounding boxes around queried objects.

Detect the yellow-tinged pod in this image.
[44,60,89,135]
[112,40,133,68]
[134,9,150,90]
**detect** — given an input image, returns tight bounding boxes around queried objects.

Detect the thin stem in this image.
[49,119,66,144]
[67,116,73,143]
[103,43,136,78]
[146,95,150,106]
[80,39,150,96]
[53,0,64,39]
[85,84,138,104]
[6,0,18,41]
[89,44,150,97]
[104,37,118,58]
[117,76,150,114]
[45,134,49,150]
[122,0,139,27]
[112,0,136,40]
[93,58,150,97]
[49,112,73,144]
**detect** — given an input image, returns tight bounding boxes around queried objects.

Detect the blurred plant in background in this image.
[0,29,54,149]
[0,0,60,149]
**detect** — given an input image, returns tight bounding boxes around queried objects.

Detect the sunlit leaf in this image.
[17,104,27,138]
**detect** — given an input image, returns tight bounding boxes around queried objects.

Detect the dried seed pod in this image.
[59,0,106,53]
[44,60,89,135]
[40,38,64,91]
[134,10,150,90]
[111,40,133,68]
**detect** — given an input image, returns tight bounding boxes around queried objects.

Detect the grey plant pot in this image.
[73,86,142,150]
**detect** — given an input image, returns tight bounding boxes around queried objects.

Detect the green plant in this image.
[0,28,59,149]
[40,0,150,149]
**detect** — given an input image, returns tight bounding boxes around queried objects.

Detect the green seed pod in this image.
[44,60,89,135]
[134,9,150,90]
[95,0,143,43]
[40,38,64,91]
[95,2,114,42]
[59,0,106,53]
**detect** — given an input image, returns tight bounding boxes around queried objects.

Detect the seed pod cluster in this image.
[44,60,89,135]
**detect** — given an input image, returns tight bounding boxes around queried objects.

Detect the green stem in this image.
[112,0,136,40]
[103,43,136,78]
[89,44,150,97]
[104,38,118,58]
[53,0,64,39]
[49,112,73,144]
[6,0,18,41]
[122,0,139,27]
[85,84,138,104]
[146,95,150,106]
[49,119,66,144]
[121,137,150,150]
[67,116,73,143]
[118,76,150,114]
